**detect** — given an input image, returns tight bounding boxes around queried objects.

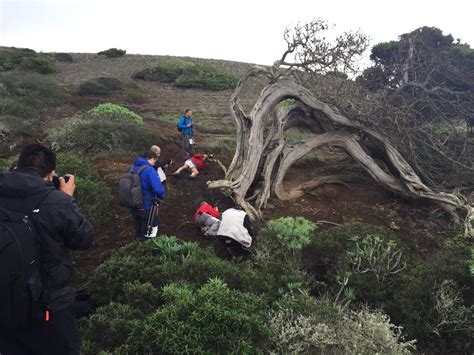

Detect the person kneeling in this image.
[215,206,255,259]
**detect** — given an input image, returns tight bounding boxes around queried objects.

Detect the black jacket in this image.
[0,168,94,311]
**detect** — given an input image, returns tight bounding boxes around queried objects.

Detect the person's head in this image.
[150,145,161,157]
[184,109,192,118]
[17,144,56,178]
[143,150,158,165]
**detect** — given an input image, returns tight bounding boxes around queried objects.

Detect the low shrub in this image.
[125,278,270,354]
[123,87,145,103]
[87,103,143,125]
[0,73,68,144]
[80,303,143,355]
[175,64,238,90]
[52,53,73,62]
[76,77,122,96]
[132,58,194,82]
[20,55,56,74]
[133,59,238,90]
[56,153,110,223]
[48,113,153,156]
[269,296,416,354]
[97,48,126,58]
[0,47,36,71]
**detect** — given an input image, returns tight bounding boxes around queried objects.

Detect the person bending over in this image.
[172,153,209,178]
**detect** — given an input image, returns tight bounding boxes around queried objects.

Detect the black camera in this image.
[52,175,70,189]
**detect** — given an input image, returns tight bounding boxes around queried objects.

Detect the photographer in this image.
[177,109,194,159]
[0,144,94,355]
[172,153,211,178]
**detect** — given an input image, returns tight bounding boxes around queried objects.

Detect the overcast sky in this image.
[1,0,473,66]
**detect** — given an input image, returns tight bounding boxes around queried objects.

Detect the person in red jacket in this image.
[172,153,210,178]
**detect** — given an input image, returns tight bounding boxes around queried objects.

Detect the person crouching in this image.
[215,206,255,259]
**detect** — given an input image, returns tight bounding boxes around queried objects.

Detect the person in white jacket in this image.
[216,206,255,258]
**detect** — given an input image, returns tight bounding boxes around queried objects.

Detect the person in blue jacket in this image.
[177,109,194,159]
[131,150,166,241]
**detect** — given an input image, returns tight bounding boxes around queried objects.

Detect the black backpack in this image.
[0,191,51,329]
[118,165,147,208]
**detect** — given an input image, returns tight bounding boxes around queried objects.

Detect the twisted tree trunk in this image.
[208,68,474,236]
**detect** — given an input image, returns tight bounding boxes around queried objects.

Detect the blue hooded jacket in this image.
[178,115,194,136]
[132,157,165,209]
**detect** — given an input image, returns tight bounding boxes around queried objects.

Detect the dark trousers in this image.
[182,134,194,159]
[0,306,80,355]
[131,208,159,241]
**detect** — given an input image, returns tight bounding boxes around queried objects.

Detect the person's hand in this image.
[60,174,75,197]
[215,206,219,212]
[187,123,192,128]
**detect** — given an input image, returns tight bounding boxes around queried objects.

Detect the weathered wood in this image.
[208,67,474,235]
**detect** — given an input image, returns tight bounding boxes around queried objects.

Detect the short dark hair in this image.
[17,144,56,177]
[184,109,192,115]
[143,150,158,160]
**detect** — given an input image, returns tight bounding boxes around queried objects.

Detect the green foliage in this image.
[88,103,143,125]
[175,64,239,90]
[259,217,316,266]
[125,278,270,354]
[133,58,195,82]
[133,59,238,90]
[347,233,406,283]
[20,55,56,74]
[97,48,126,58]
[269,298,416,354]
[470,247,474,276]
[0,73,68,143]
[0,47,36,71]
[52,52,73,62]
[150,236,198,260]
[80,303,143,354]
[123,87,145,103]
[56,153,110,223]
[48,116,153,155]
[76,77,122,96]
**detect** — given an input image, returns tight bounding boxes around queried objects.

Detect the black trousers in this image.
[0,306,80,355]
[131,208,159,241]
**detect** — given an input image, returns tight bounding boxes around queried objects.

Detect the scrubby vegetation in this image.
[0,47,55,73]
[82,219,423,354]
[48,103,151,155]
[76,77,122,95]
[133,58,238,90]
[0,73,68,144]
[52,52,74,62]
[56,153,110,223]
[97,48,126,58]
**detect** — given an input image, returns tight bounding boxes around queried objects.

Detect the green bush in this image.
[133,59,238,90]
[20,55,56,74]
[269,296,416,354]
[125,278,270,354]
[80,303,143,355]
[0,47,36,71]
[0,73,68,144]
[52,53,73,62]
[97,48,126,58]
[76,77,122,96]
[48,117,153,155]
[132,58,194,82]
[175,64,238,90]
[88,238,305,307]
[88,103,143,125]
[56,153,110,223]
[258,217,316,266]
[123,87,145,103]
